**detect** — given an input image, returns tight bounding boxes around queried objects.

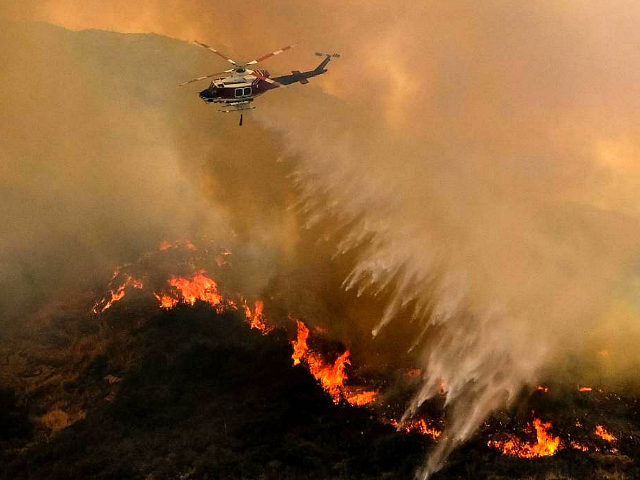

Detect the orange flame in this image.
[306,350,351,402]
[578,386,593,392]
[169,271,222,307]
[92,275,143,314]
[243,300,272,334]
[154,270,223,311]
[154,293,179,310]
[536,385,549,393]
[291,320,377,405]
[570,441,589,452]
[343,387,379,407]
[487,419,560,458]
[594,425,617,442]
[391,418,442,440]
[291,320,310,366]
[159,240,196,251]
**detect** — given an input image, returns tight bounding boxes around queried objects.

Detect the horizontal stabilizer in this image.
[291,70,309,84]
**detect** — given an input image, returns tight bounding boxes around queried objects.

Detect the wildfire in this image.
[290,319,377,405]
[92,275,143,314]
[90,240,625,461]
[154,270,223,311]
[291,319,310,366]
[92,243,379,408]
[159,239,196,251]
[594,425,617,442]
[307,350,351,402]
[170,271,222,307]
[153,293,179,309]
[343,388,379,406]
[487,419,561,458]
[570,441,589,452]
[391,418,442,440]
[244,300,272,334]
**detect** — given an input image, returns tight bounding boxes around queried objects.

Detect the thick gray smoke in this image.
[6,1,640,476]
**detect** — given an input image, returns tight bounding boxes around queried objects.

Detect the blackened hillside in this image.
[1,303,426,480]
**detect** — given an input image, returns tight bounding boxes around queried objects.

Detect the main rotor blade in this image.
[192,40,239,66]
[178,69,233,86]
[245,44,296,65]
[247,69,287,88]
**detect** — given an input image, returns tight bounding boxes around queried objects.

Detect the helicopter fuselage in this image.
[199,71,276,105]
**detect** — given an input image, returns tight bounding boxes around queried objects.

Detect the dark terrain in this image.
[1,294,640,480]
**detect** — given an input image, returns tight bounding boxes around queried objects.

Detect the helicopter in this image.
[180,41,339,125]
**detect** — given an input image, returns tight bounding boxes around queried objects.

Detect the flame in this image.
[578,386,593,392]
[243,300,272,334]
[570,441,589,452]
[488,419,561,458]
[594,425,617,442]
[159,239,196,251]
[291,319,377,405]
[291,319,310,366]
[154,293,179,310]
[169,271,222,307]
[391,418,442,440]
[154,270,223,310]
[92,274,143,313]
[343,387,379,406]
[536,385,549,393]
[306,350,351,402]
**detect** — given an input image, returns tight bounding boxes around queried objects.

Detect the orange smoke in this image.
[488,419,560,458]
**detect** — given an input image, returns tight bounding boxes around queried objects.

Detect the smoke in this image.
[6,1,640,476]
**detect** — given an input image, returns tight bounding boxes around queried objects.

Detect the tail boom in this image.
[272,52,339,86]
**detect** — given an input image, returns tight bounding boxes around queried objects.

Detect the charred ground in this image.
[1,292,640,480]
[0,299,426,480]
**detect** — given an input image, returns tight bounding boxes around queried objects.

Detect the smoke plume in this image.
[5,1,640,476]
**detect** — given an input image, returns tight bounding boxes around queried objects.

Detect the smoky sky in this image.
[5,1,640,476]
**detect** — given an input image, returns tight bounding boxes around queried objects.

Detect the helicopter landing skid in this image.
[219,105,256,113]
[220,104,255,126]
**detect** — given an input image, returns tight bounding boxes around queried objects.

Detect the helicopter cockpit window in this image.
[235,87,252,97]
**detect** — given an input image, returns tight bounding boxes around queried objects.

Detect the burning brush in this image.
[89,239,632,476]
